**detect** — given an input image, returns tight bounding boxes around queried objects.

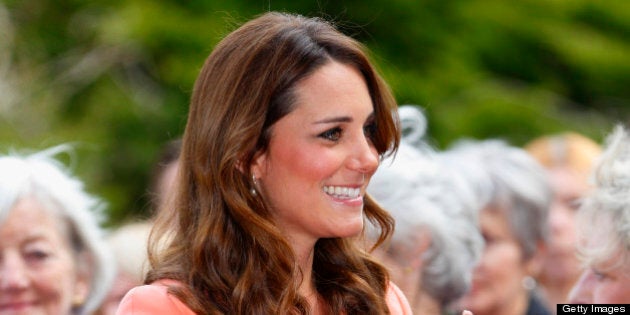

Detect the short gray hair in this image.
[0,145,115,315]
[368,140,484,306]
[445,139,552,259]
[577,125,630,271]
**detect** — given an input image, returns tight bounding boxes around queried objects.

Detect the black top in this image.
[526,292,553,315]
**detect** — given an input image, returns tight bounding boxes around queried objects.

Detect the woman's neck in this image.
[294,239,322,314]
[537,278,573,310]
[295,241,316,290]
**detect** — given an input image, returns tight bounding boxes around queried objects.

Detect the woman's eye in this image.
[567,198,582,211]
[363,122,377,141]
[25,250,50,263]
[319,127,342,141]
[481,233,494,245]
[592,268,608,281]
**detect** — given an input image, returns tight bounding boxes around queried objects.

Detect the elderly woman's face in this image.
[457,206,535,315]
[542,167,589,284]
[568,264,630,303]
[0,198,88,315]
[568,206,630,304]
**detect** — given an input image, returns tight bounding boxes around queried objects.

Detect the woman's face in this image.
[252,61,379,248]
[568,228,630,305]
[0,198,88,315]
[457,207,533,315]
[541,167,588,284]
[568,260,630,303]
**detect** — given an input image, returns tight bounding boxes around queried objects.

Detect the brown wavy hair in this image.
[146,12,400,314]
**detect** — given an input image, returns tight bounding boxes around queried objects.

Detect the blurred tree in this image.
[0,0,627,223]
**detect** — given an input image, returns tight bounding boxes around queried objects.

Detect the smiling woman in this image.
[115,11,412,315]
[250,62,380,245]
[0,146,114,315]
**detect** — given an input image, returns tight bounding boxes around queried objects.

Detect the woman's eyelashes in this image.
[567,198,582,211]
[318,127,343,142]
[317,121,376,143]
[592,268,609,281]
[363,121,377,141]
[25,248,52,265]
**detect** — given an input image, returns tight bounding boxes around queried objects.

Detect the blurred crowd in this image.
[1,5,629,311]
[1,104,627,315]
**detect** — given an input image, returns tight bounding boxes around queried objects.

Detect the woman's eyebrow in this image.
[313,112,374,125]
[313,116,353,124]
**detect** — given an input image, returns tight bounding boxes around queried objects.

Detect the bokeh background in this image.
[1,0,628,224]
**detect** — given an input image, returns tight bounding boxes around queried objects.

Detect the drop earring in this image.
[251,174,258,196]
[72,294,84,307]
[521,276,536,290]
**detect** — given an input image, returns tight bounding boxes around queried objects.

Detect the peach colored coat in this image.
[116,280,412,314]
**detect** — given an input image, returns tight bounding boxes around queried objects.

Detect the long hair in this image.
[147,12,400,314]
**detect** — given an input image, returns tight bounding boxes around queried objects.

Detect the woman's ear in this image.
[235,150,267,179]
[250,151,268,179]
[72,279,89,308]
[409,231,432,270]
[391,231,430,270]
[72,251,92,308]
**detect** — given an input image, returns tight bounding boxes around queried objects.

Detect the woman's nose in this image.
[348,135,379,174]
[567,269,594,303]
[0,253,30,290]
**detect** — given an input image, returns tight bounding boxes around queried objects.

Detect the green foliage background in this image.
[1,0,628,224]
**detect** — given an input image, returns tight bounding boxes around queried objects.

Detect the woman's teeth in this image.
[323,186,361,199]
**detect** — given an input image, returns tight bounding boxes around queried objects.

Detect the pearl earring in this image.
[251,174,258,196]
[521,276,536,290]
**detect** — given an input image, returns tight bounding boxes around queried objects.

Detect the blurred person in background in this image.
[95,221,151,315]
[568,125,630,304]
[367,107,484,315]
[97,138,180,314]
[524,132,601,310]
[0,146,114,315]
[147,138,181,218]
[450,139,553,315]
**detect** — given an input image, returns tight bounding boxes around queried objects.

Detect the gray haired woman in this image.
[367,106,484,314]
[569,125,630,303]
[449,139,552,315]
[0,146,114,314]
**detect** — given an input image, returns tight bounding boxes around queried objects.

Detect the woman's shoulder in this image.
[386,281,413,315]
[115,280,409,314]
[115,280,195,315]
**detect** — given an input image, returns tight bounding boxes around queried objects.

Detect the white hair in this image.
[368,106,483,306]
[0,145,115,315]
[444,139,552,259]
[398,105,427,149]
[577,125,630,272]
